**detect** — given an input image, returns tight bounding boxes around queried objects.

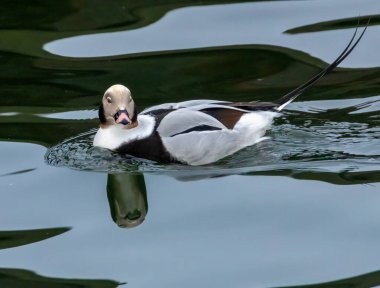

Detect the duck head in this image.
[99,84,138,128]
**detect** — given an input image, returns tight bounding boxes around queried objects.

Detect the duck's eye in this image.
[106,96,112,103]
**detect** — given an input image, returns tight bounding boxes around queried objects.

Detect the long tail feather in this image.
[275,19,369,111]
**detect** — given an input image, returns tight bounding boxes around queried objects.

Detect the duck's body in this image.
[93,26,367,165]
[94,100,278,165]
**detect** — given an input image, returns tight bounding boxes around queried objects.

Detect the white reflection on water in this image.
[287,95,380,114]
[1,141,380,287]
[43,0,380,68]
[38,109,97,120]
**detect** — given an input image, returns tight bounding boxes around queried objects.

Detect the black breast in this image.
[116,131,178,163]
[116,109,180,163]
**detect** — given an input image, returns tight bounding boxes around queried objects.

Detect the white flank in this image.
[93,115,155,150]
[157,109,227,137]
[141,99,228,114]
[161,111,278,165]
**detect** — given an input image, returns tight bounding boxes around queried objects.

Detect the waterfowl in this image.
[93,26,367,166]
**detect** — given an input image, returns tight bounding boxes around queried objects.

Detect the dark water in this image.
[1,1,380,287]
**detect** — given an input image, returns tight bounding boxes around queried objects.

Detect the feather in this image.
[275,20,369,111]
[157,109,227,137]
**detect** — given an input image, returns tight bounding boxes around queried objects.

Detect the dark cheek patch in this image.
[131,105,138,122]
[99,103,107,124]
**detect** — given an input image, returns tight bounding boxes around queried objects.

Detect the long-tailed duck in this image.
[94,26,367,165]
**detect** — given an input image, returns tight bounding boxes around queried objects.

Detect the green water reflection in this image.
[285,14,380,34]
[0,268,120,288]
[2,45,380,147]
[0,227,70,250]
[0,0,273,58]
[278,270,380,288]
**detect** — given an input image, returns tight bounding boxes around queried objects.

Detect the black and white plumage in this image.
[93,25,367,165]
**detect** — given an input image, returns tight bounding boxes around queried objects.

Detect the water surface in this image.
[1,1,380,287]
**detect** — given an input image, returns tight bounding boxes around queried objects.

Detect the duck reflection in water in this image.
[106,173,148,228]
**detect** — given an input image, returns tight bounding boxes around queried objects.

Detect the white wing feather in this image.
[161,111,277,165]
[157,109,227,137]
[141,99,229,114]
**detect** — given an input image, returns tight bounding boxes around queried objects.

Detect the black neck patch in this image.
[99,103,107,124]
[131,105,138,123]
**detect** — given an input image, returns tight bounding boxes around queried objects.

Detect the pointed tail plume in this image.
[275,19,370,111]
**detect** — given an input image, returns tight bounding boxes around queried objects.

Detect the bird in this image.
[93,25,367,166]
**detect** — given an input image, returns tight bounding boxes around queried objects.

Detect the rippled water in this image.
[45,97,380,184]
[1,1,380,287]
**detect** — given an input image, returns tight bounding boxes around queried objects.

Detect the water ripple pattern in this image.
[45,97,380,181]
